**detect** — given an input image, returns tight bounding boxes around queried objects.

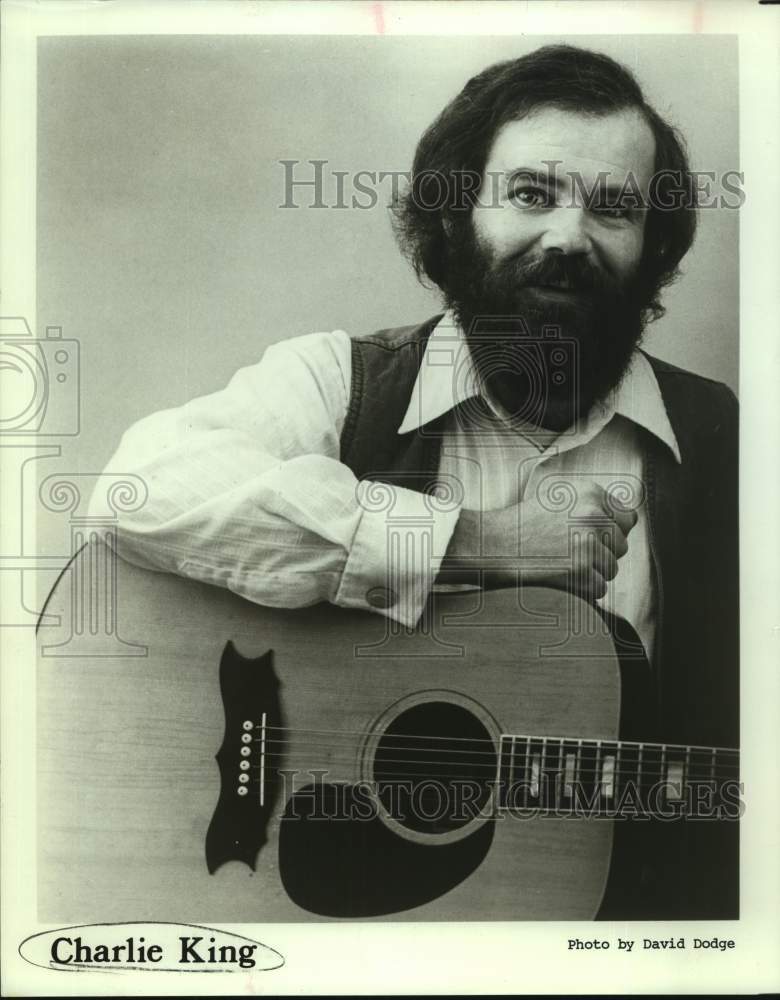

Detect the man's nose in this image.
[538,206,592,256]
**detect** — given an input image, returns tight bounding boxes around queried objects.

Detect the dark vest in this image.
[340,316,740,920]
[340,316,739,749]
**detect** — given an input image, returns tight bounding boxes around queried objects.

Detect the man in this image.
[94,45,739,919]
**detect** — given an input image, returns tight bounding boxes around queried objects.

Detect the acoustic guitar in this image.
[36,541,739,922]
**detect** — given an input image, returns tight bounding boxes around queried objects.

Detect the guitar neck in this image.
[497,734,740,818]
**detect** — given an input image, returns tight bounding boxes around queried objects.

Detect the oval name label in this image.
[19,921,284,973]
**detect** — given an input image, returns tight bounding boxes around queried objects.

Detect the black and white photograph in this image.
[1,1,778,995]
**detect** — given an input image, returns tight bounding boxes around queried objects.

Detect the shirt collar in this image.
[397,311,681,464]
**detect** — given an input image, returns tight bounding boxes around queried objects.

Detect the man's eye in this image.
[508,186,553,208]
[591,204,633,220]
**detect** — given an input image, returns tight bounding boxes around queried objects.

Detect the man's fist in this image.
[438,483,638,601]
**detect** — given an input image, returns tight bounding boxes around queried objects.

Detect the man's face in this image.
[472,106,654,282]
[447,106,657,430]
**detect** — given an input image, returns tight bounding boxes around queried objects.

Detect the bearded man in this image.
[95,45,739,920]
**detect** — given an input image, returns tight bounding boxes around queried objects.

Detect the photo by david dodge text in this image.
[566,936,737,953]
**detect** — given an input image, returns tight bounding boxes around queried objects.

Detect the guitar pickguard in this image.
[205,641,283,873]
[278,784,494,917]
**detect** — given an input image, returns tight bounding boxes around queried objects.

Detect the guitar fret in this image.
[528,737,544,803]
[645,744,664,814]
[547,737,560,810]
[641,742,664,815]
[576,739,597,815]
[556,738,565,811]
[495,733,739,820]
[601,745,616,804]
[503,736,519,811]
[689,747,704,785]
[710,748,722,816]
[636,742,644,809]
[666,758,684,800]
[575,739,582,807]
[523,736,531,808]
[659,742,674,814]
[614,741,634,817]
[563,743,576,800]
[689,746,717,818]
[561,739,579,815]
[594,741,603,814]
[546,738,555,811]
[530,754,539,801]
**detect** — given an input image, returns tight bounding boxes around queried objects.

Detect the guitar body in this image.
[37,543,626,922]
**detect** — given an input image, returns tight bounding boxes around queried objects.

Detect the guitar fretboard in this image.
[497,735,740,818]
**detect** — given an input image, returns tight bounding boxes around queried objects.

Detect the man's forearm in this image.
[437,507,518,586]
[436,490,629,600]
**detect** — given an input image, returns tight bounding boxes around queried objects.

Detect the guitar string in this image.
[246,773,739,791]
[242,774,737,807]
[260,737,507,757]
[245,775,734,798]
[251,743,740,769]
[240,781,698,814]
[247,761,736,785]
[253,725,740,755]
[247,741,740,772]
[244,755,740,781]
[248,746,740,773]
[254,734,740,765]
[247,769,739,786]
[242,764,730,785]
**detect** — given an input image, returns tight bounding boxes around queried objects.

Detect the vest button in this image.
[366,586,397,609]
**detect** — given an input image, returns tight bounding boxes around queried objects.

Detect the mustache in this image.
[494,251,621,296]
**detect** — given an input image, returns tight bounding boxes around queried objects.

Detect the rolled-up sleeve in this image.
[89,330,460,627]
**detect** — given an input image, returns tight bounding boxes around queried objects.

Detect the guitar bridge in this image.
[205,641,283,873]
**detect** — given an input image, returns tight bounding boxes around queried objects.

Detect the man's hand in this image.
[437,483,638,601]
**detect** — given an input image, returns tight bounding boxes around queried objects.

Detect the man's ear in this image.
[442,217,454,237]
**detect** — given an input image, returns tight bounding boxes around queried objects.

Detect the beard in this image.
[444,225,651,431]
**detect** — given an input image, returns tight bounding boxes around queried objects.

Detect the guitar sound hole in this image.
[373,701,495,834]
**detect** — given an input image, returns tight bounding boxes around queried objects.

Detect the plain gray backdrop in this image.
[37,33,739,489]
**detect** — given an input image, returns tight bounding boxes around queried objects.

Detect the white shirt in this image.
[93,312,680,659]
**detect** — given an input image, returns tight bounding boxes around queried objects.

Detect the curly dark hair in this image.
[391,45,697,321]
